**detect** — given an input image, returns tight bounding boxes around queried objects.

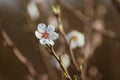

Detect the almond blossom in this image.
[27,1,40,20]
[35,23,59,45]
[67,30,85,49]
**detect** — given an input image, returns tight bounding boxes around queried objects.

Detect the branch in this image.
[0,22,38,78]
[58,0,120,41]
[46,45,72,80]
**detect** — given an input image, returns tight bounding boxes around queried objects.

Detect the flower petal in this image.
[39,38,47,45]
[38,23,46,33]
[49,32,59,40]
[77,36,85,47]
[46,39,54,45]
[47,24,55,32]
[35,31,42,39]
[70,41,77,49]
[39,38,54,45]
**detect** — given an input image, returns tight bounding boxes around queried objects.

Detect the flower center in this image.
[42,32,49,38]
[71,35,78,41]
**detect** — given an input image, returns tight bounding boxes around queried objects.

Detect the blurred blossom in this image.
[35,23,59,45]
[67,30,85,49]
[47,16,59,29]
[52,54,70,70]
[27,1,40,20]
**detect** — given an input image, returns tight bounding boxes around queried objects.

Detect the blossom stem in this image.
[46,45,72,80]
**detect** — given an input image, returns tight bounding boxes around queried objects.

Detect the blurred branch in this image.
[91,25,120,41]
[58,0,89,24]
[81,0,95,80]
[0,22,38,79]
[58,0,120,42]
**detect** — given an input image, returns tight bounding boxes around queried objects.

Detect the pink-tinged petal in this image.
[46,39,54,45]
[39,38,47,45]
[35,31,42,39]
[49,32,59,40]
[38,23,46,33]
[47,24,55,32]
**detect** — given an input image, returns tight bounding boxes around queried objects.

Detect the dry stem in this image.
[46,45,72,80]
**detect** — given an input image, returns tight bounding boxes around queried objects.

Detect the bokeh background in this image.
[0,0,120,80]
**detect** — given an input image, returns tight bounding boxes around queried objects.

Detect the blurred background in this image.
[0,0,120,80]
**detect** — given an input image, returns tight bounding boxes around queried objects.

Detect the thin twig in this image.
[37,44,61,80]
[0,22,38,78]
[58,0,89,24]
[46,45,72,80]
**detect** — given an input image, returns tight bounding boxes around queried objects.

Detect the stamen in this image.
[42,32,49,38]
[71,35,78,41]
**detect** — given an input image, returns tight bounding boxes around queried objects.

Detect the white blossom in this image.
[27,1,40,20]
[67,30,85,49]
[35,23,59,45]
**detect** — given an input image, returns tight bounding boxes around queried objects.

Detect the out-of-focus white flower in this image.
[35,23,59,45]
[67,30,85,49]
[27,1,40,20]
[52,54,70,70]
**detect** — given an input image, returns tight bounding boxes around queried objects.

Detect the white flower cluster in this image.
[35,23,59,45]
